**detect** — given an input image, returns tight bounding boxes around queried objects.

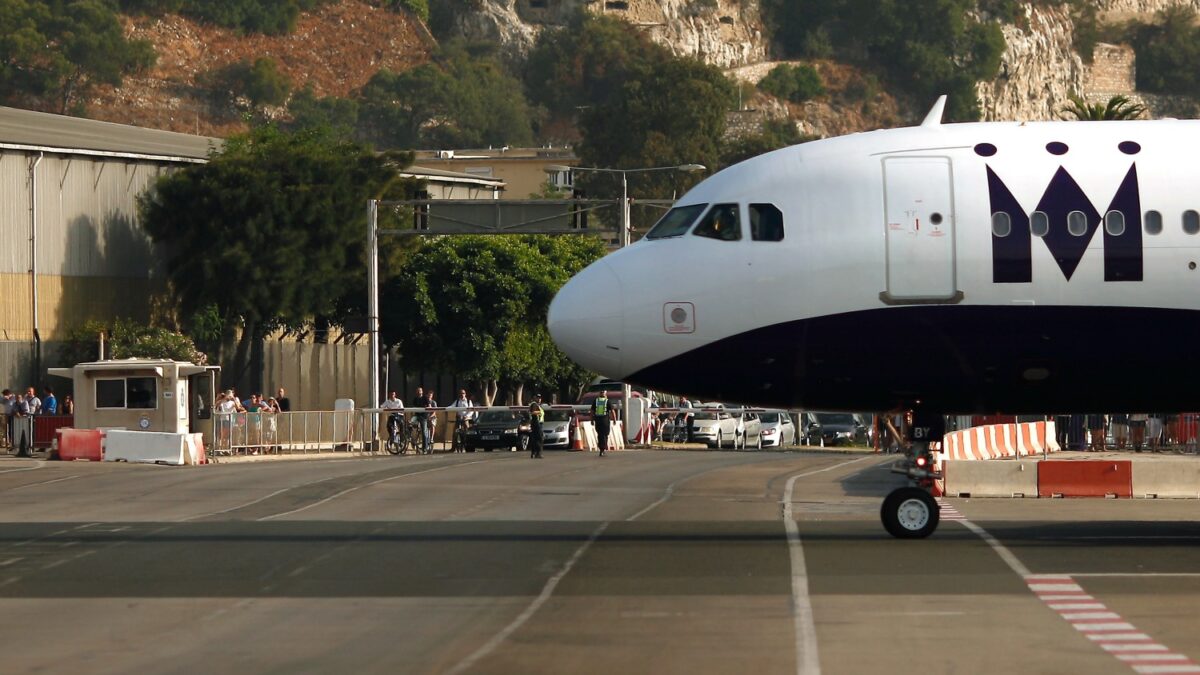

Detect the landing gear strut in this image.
[881,410,944,539]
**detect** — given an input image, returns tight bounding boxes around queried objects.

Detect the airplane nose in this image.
[548,260,624,377]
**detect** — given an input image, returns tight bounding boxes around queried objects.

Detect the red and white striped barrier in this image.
[940,421,1061,462]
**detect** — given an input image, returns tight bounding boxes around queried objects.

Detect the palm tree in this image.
[1060,94,1147,121]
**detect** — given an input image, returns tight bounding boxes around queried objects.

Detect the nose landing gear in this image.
[881,409,944,539]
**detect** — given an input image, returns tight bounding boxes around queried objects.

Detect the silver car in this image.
[541,409,574,449]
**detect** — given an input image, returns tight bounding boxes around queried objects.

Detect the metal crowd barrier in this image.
[212,410,369,456]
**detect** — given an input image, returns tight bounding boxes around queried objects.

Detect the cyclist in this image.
[381,391,404,448]
[448,389,477,452]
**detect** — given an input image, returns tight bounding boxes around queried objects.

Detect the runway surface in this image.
[0,450,1196,674]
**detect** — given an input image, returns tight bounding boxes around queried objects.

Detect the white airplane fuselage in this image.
[548,117,1200,414]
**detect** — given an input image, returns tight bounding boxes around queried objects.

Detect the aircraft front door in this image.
[881,156,962,304]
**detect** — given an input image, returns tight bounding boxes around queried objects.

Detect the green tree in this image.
[359,44,534,149]
[379,235,606,405]
[1128,6,1200,97]
[757,64,825,103]
[761,0,1005,121]
[0,0,156,114]
[208,57,292,108]
[527,13,732,200]
[60,318,207,366]
[138,125,419,387]
[284,86,360,138]
[1059,94,1146,121]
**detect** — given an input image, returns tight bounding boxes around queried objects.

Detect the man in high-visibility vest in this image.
[529,395,545,459]
[590,390,616,457]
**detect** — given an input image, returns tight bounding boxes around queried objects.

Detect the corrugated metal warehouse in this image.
[0,105,218,390]
[0,106,506,406]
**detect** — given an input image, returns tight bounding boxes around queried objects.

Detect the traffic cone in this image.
[570,415,585,451]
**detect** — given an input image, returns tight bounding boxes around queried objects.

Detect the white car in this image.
[690,403,746,449]
[756,411,797,448]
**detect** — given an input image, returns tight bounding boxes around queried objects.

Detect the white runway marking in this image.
[445,521,611,675]
[259,460,491,520]
[782,456,872,675]
[937,500,1198,672]
[8,474,81,491]
[1025,574,1200,674]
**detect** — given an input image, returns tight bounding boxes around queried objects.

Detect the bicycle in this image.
[384,413,408,455]
[453,418,474,452]
[409,416,430,454]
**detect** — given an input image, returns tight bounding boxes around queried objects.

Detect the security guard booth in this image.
[47,359,221,446]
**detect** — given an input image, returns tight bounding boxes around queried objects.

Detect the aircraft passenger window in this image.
[1145,210,1163,235]
[750,203,784,241]
[1104,211,1126,236]
[1030,211,1049,237]
[1185,210,1200,235]
[991,212,1012,238]
[646,203,707,239]
[1067,210,1089,236]
[692,204,742,242]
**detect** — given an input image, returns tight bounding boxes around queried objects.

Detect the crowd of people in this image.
[1059,413,1194,453]
[1,386,71,450]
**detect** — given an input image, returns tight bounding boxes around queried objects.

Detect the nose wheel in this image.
[881,487,939,539]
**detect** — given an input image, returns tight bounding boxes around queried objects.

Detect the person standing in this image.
[677,396,695,443]
[529,394,545,459]
[275,387,291,412]
[62,395,73,416]
[591,390,616,457]
[422,390,438,454]
[0,389,12,449]
[1086,414,1106,452]
[23,387,40,417]
[1110,413,1129,450]
[1129,413,1148,452]
[41,387,57,415]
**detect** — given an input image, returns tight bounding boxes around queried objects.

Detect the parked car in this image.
[542,408,575,449]
[462,409,531,452]
[690,403,746,449]
[804,412,869,446]
[756,411,797,448]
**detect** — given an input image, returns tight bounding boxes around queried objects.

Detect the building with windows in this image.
[413,147,578,199]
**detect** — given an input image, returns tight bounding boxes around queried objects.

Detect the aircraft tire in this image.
[881,487,939,539]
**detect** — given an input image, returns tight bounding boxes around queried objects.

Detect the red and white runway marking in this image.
[1026,575,1200,674]
[935,497,966,521]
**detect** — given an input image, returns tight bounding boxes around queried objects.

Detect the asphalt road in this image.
[0,450,1196,674]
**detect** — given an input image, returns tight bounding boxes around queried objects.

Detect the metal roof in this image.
[0,106,222,163]
[404,165,505,187]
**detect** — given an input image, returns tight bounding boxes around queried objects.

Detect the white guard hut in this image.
[48,359,220,440]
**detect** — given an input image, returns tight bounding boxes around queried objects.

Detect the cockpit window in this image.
[645,204,707,239]
[692,204,741,241]
[750,204,784,241]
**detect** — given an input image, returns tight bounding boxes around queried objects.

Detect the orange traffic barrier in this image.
[1038,460,1132,497]
[56,428,103,461]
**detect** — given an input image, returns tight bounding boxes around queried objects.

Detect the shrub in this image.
[210,58,292,107]
[758,64,825,103]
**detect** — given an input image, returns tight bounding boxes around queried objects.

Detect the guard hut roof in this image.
[0,105,222,163]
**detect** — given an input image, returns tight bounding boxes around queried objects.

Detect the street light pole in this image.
[545,162,706,445]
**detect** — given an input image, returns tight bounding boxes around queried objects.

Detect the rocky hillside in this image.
[87,1,433,137]
[72,0,1199,140]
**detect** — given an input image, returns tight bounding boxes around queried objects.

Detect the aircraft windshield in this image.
[646,204,707,239]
